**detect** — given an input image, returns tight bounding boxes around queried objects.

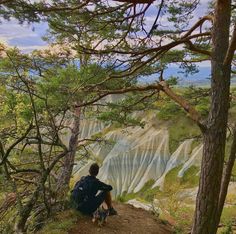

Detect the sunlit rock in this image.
[79,118,104,139]
[73,115,204,196]
[178,144,203,177]
[126,199,152,211]
[152,139,194,190]
[97,127,170,196]
[59,114,104,148]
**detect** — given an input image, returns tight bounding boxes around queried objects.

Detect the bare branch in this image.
[0,123,33,166]
[182,15,213,39]
[75,83,162,108]
[224,23,236,66]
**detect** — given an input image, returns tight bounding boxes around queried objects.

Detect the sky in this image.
[0,20,48,53]
[0,0,210,54]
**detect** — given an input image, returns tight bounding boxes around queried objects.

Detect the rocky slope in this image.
[64,113,203,197]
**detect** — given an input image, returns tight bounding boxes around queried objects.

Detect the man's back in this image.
[82,175,113,198]
[72,163,116,216]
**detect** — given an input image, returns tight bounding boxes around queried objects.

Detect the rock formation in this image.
[72,114,203,196]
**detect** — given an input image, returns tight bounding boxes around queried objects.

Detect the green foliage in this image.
[168,116,201,154]
[164,166,183,191]
[157,102,184,121]
[117,192,136,203]
[0,202,17,234]
[135,180,160,202]
[166,76,179,86]
[98,92,157,127]
[181,166,199,188]
[219,222,233,234]
[221,207,236,225]
[156,189,194,234]
[167,0,199,29]
[183,86,210,117]
[156,86,210,128]
[170,205,194,234]
[117,180,160,203]
[36,209,81,234]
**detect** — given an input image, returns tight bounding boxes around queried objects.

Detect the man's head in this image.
[89,163,99,176]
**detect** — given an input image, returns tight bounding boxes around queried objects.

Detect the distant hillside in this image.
[139,66,236,86]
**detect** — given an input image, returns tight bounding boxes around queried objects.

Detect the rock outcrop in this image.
[71,113,203,196]
[152,139,193,190]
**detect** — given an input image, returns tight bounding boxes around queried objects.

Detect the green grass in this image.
[168,116,201,154]
[171,205,194,234]
[117,165,200,204]
[180,166,199,188]
[117,179,161,203]
[220,206,236,225]
[36,209,82,234]
[163,165,199,191]
[164,166,182,189]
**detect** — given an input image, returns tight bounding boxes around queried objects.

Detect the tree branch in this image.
[224,23,236,66]
[182,15,213,39]
[75,83,162,108]
[0,123,33,166]
[185,40,211,56]
[159,81,206,131]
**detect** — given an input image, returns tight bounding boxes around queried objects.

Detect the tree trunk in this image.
[217,126,236,220]
[15,189,40,233]
[15,170,49,233]
[56,107,81,196]
[192,1,231,234]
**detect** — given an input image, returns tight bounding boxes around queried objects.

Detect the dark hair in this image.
[89,163,99,176]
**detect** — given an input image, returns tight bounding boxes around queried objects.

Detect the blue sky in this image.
[0,1,210,54]
[0,19,48,52]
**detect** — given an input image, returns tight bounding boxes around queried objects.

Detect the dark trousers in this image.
[77,191,107,215]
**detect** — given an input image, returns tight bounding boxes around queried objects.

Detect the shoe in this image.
[108,207,118,216]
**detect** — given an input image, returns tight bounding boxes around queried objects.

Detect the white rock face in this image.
[175,182,236,204]
[73,115,203,196]
[178,144,203,177]
[152,139,194,190]
[80,118,104,139]
[97,127,170,196]
[59,113,104,148]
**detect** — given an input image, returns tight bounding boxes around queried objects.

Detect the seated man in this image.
[71,163,117,216]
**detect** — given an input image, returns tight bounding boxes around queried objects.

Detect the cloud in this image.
[9,36,47,47]
[18,45,48,53]
[0,19,48,52]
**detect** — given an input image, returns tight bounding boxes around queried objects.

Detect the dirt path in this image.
[70,203,173,234]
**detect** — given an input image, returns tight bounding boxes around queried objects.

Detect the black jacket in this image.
[82,175,112,198]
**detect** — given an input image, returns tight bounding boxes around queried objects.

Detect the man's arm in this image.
[97,180,113,191]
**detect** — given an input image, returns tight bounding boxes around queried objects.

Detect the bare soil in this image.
[70,202,173,234]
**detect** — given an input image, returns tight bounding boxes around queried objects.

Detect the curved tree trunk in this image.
[14,170,49,233]
[56,107,81,197]
[192,1,231,233]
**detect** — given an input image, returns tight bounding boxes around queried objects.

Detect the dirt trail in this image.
[70,202,173,234]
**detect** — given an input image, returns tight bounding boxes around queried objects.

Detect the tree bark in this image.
[56,107,81,196]
[192,1,231,234]
[217,126,236,220]
[14,170,49,233]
